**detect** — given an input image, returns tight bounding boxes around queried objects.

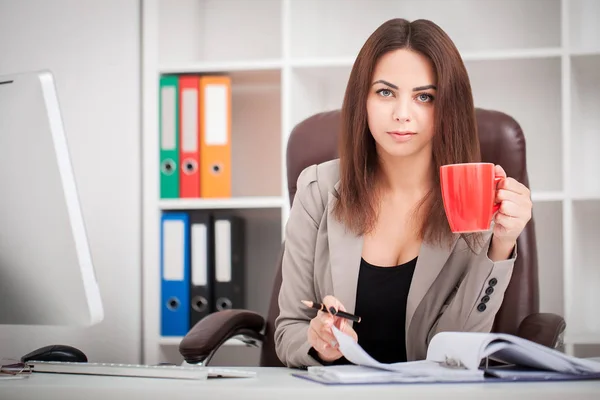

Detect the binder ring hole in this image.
[161,159,176,175]
[167,297,180,311]
[191,296,208,313]
[183,159,198,175]
[211,164,221,174]
[216,298,232,311]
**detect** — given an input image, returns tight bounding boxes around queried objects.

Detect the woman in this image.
[274,18,532,368]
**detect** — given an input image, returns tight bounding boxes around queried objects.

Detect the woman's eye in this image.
[378,89,393,97]
[417,93,433,102]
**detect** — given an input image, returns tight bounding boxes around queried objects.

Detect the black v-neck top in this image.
[353,256,418,364]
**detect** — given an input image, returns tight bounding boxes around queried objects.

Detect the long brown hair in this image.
[333,18,481,248]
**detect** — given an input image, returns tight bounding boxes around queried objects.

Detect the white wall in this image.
[0,0,141,363]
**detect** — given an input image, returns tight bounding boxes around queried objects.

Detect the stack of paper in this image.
[297,326,600,385]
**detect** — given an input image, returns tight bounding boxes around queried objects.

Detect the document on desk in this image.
[305,326,484,383]
[297,326,600,385]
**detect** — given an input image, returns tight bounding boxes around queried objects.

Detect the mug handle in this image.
[492,176,503,213]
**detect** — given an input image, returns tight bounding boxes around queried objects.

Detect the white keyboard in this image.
[27,361,257,380]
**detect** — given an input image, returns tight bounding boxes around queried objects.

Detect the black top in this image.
[307,256,417,366]
[353,256,417,364]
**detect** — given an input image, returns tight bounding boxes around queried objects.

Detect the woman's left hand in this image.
[491,165,533,251]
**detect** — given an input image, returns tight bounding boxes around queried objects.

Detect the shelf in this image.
[159,193,564,210]
[159,196,284,210]
[159,66,281,95]
[159,337,182,346]
[289,48,563,71]
[158,0,281,64]
[532,202,564,317]
[289,0,560,59]
[460,48,563,61]
[221,208,282,316]
[569,200,600,339]
[570,50,600,57]
[570,54,600,196]
[572,193,600,201]
[465,57,562,192]
[156,66,281,198]
[155,68,282,199]
[569,0,600,53]
[290,58,356,69]
[531,191,565,202]
[159,59,283,74]
[143,0,600,365]
[154,207,282,359]
[230,78,282,197]
[289,59,564,191]
[159,337,247,346]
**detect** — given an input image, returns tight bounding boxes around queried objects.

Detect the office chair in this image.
[179,108,566,367]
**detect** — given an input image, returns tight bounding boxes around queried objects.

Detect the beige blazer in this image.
[274,159,517,368]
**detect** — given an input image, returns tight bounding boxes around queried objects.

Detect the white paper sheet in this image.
[309,327,600,384]
[330,326,484,380]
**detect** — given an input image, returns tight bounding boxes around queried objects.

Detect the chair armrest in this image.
[179,309,265,364]
[517,312,566,350]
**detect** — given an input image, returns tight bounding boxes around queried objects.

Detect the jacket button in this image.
[485,286,494,295]
[489,278,498,287]
[477,303,487,312]
[481,295,490,303]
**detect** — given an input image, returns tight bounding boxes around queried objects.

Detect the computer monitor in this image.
[0,70,103,326]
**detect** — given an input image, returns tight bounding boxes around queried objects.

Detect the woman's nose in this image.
[392,98,411,122]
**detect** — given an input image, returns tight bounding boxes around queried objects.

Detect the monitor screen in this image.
[0,70,103,326]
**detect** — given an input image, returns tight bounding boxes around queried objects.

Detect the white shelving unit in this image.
[142,0,600,365]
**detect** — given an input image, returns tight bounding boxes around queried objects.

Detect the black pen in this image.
[301,300,362,323]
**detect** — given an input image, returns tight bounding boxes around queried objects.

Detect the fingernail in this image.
[330,340,338,348]
[329,306,337,315]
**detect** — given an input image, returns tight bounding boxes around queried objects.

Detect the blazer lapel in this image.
[405,234,459,331]
[327,185,363,315]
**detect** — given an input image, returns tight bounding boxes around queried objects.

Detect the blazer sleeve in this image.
[274,165,324,368]
[427,234,517,343]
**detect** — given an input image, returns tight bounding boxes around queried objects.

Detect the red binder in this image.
[178,75,201,198]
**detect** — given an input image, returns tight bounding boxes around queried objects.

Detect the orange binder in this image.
[178,75,201,198]
[199,75,231,198]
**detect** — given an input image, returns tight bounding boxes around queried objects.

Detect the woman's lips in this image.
[387,131,416,142]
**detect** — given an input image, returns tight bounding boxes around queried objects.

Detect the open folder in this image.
[293,326,600,385]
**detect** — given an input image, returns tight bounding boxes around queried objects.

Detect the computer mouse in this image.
[21,344,88,363]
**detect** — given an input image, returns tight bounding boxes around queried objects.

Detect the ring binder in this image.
[189,211,213,326]
[161,160,176,175]
[183,159,198,175]
[216,297,233,311]
[167,297,180,311]
[160,212,190,336]
[191,295,209,313]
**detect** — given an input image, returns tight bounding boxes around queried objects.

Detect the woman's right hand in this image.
[307,295,358,362]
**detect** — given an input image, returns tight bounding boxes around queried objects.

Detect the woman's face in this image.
[366,49,437,160]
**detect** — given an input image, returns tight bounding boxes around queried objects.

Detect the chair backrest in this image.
[259,108,539,367]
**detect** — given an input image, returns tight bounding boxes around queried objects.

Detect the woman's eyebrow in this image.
[372,79,398,89]
[371,80,437,92]
[412,84,437,91]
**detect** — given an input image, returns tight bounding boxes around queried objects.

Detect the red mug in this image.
[440,163,502,233]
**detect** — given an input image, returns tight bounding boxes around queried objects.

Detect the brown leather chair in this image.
[179,108,566,367]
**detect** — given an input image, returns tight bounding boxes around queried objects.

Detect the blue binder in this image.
[160,212,190,336]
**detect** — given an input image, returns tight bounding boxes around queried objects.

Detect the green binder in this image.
[159,75,179,199]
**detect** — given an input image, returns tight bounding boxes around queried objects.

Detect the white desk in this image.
[1,367,599,400]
